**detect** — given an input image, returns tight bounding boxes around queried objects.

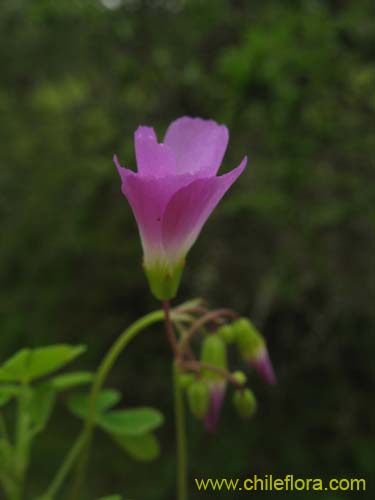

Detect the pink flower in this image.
[114,116,247,299]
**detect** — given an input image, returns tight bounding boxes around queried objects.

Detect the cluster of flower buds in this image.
[176,311,276,433]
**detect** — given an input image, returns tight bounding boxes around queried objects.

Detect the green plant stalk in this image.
[174,362,188,500]
[69,308,167,500]
[40,301,193,500]
[36,434,85,500]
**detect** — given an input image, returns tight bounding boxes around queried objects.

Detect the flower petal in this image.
[164,116,229,175]
[161,156,247,263]
[114,155,202,266]
[135,126,176,176]
[114,159,164,259]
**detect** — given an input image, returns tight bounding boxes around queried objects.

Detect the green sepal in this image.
[144,259,185,300]
[233,318,265,359]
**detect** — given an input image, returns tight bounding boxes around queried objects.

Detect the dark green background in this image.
[0,0,373,498]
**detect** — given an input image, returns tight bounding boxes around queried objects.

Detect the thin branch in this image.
[179,308,239,354]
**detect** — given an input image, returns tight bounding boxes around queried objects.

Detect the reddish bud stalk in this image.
[180,360,244,389]
[162,300,180,359]
[179,308,239,355]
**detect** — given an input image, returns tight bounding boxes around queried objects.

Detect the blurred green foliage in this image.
[0,0,373,498]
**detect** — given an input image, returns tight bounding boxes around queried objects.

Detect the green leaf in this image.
[0,385,20,407]
[113,432,160,462]
[0,345,86,383]
[96,496,122,500]
[50,371,94,391]
[29,384,56,435]
[99,407,164,436]
[67,389,121,420]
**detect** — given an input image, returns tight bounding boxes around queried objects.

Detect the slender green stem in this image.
[174,362,188,500]
[163,300,188,500]
[32,300,196,500]
[37,434,85,500]
[69,309,166,500]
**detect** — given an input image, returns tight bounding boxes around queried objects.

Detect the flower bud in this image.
[232,370,247,386]
[233,318,264,358]
[178,373,195,389]
[233,388,257,419]
[233,318,276,385]
[250,346,277,385]
[217,324,236,344]
[201,335,227,380]
[187,379,209,418]
[204,381,226,433]
[200,336,228,432]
